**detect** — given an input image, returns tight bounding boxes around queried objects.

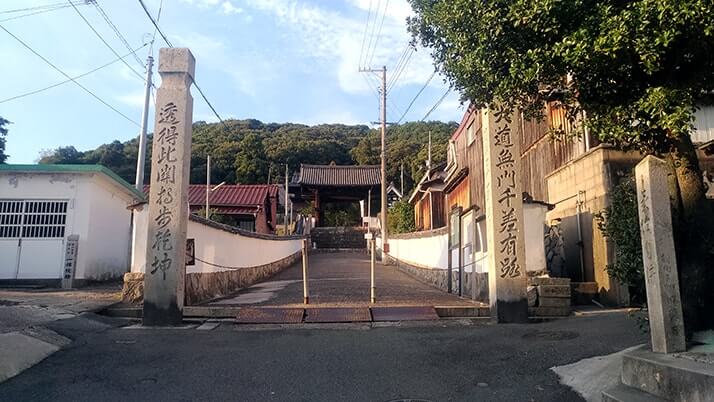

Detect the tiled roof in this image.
[145,184,279,207]
[297,164,381,186]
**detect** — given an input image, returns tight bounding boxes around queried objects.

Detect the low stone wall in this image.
[185,251,301,305]
[394,259,489,302]
[121,251,302,305]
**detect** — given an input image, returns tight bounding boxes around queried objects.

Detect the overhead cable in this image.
[0,23,140,126]
[397,70,436,123]
[1,43,149,104]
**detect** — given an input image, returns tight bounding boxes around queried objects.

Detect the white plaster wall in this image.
[0,172,133,280]
[80,175,133,280]
[132,208,303,274]
[524,203,548,273]
[380,204,546,275]
[385,232,449,270]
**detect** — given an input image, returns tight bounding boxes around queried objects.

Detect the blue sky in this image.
[1,0,465,163]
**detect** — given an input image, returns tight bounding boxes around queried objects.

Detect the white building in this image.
[0,164,144,286]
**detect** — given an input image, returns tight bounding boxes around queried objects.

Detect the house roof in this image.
[0,164,145,200]
[145,184,279,208]
[296,164,381,187]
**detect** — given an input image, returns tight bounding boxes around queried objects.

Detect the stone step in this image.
[621,346,714,402]
[602,383,666,402]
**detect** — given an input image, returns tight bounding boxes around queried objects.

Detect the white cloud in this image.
[221,1,243,14]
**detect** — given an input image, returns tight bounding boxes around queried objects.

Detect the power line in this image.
[362,0,381,69]
[1,43,149,104]
[0,2,87,22]
[0,1,81,14]
[387,44,414,93]
[365,0,389,68]
[421,89,451,121]
[0,23,140,126]
[357,0,374,69]
[397,70,436,123]
[92,1,145,68]
[138,0,172,48]
[137,0,228,130]
[67,1,145,82]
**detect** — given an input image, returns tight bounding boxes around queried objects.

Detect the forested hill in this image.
[38,119,457,196]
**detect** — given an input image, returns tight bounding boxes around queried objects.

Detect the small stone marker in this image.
[481,105,528,323]
[143,48,195,326]
[635,155,685,353]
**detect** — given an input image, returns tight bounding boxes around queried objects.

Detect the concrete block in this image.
[621,346,714,402]
[539,297,570,307]
[602,383,666,402]
[528,277,571,286]
[537,285,570,298]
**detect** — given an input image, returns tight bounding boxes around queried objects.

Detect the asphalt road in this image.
[0,312,646,402]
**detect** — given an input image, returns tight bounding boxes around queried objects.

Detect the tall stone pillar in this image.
[481,105,528,323]
[143,48,195,326]
[635,156,685,353]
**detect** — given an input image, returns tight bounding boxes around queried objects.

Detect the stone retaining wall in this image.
[121,251,302,306]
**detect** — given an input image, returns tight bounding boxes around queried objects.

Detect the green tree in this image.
[388,200,416,234]
[408,0,714,333]
[235,133,269,184]
[38,146,83,164]
[0,117,10,163]
[595,176,645,305]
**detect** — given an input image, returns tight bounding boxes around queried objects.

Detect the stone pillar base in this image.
[121,272,145,304]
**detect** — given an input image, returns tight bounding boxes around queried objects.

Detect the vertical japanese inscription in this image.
[482,104,528,323]
[149,102,181,280]
[491,104,522,279]
[143,48,194,326]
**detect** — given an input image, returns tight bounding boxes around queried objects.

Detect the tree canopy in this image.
[38,119,457,197]
[408,0,714,153]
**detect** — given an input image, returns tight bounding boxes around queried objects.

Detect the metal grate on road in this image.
[235,308,305,324]
[304,307,372,323]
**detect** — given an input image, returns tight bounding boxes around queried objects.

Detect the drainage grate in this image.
[522,330,579,341]
[304,307,371,323]
[236,308,304,324]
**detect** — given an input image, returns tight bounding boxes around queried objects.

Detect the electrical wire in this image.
[92,1,145,68]
[137,0,228,130]
[0,1,82,14]
[365,0,389,68]
[0,42,149,104]
[397,70,436,123]
[0,23,140,126]
[67,1,145,81]
[421,89,451,121]
[357,0,374,70]
[137,0,172,47]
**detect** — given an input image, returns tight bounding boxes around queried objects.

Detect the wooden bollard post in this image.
[302,238,309,304]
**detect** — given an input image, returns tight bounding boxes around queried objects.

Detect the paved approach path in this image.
[0,311,648,401]
[210,251,480,307]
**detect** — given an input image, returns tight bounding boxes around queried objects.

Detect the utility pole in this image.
[134,55,153,190]
[427,130,432,170]
[380,66,388,262]
[359,65,389,262]
[285,163,289,235]
[400,163,404,197]
[205,154,211,219]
